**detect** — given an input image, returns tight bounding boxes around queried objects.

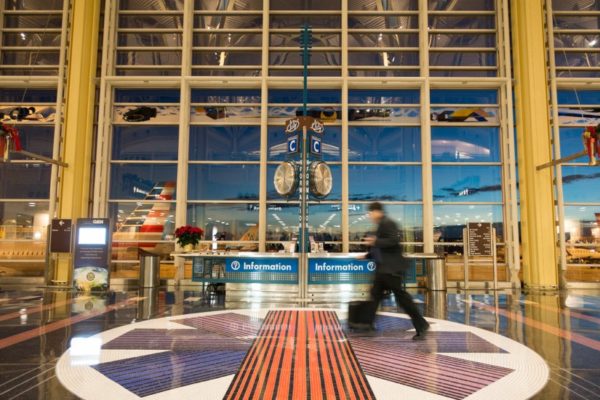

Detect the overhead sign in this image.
[287,135,298,153]
[226,257,298,273]
[467,222,493,257]
[50,218,72,253]
[310,135,321,155]
[308,258,376,274]
[73,218,111,291]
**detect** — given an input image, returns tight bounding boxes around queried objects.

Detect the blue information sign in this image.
[226,257,299,273]
[308,258,376,274]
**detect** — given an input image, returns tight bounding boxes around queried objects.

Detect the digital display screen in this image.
[78,227,107,245]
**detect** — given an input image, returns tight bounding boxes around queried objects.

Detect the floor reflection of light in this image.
[70,337,102,366]
[565,295,584,309]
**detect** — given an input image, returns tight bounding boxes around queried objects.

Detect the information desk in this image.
[171,252,420,301]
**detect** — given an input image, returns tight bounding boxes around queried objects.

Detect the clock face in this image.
[309,161,333,198]
[274,161,298,197]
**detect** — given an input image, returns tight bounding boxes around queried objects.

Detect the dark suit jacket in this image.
[367,215,407,274]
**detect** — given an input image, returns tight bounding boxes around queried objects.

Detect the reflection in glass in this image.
[7,125,54,160]
[429,0,495,11]
[350,0,417,11]
[3,32,61,47]
[189,126,260,161]
[270,15,341,29]
[307,204,342,243]
[349,204,423,242]
[429,51,496,67]
[562,167,600,203]
[431,127,499,162]
[119,15,183,29]
[187,203,259,244]
[4,15,62,28]
[112,126,178,161]
[349,165,422,201]
[118,33,182,47]
[1,51,59,66]
[192,89,260,103]
[117,51,181,66]
[349,126,420,162]
[188,165,259,200]
[0,201,49,241]
[564,206,600,245]
[432,166,502,203]
[0,164,51,199]
[270,0,340,10]
[195,33,261,47]
[194,15,262,29]
[434,204,504,242]
[559,128,591,162]
[110,164,177,200]
[115,89,180,103]
[430,33,495,48]
[270,51,341,66]
[348,15,418,29]
[121,0,183,10]
[428,15,495,29]
[349,51,419,66]
[269,89,340,104]
[266,203,298,241]
[192,51,261,66]
[272,33,340,47]
[348,89,420,104]
[348,33,418,48]
[431,89,497,105]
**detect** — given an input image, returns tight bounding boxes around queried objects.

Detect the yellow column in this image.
[511,0,558,289]
[54,0,101,283]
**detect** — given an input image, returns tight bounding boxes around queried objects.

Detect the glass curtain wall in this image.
[548,0,600,284]
[0,0,67,277]
[97,0,515,282]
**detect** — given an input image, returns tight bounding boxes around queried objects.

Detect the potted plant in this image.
[174,225,203,252]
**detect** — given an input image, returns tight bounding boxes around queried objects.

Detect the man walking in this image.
[363,202,430,339]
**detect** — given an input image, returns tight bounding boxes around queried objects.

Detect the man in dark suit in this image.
[363,202,430,339]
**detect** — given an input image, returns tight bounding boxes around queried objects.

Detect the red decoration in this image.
[174,225,204,247]
[0,123,22,159]
[583,125,600,166]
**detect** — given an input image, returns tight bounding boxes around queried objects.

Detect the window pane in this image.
[349,51,419,66]
[189,126,260,161]
[0,201,49,240]
[192,89,260,103]
[349,204,423,242]
[351,0,418,11]
[430,51,496,67]
[348,165,422,201]
[271,32,340,47]
[432,166,502,203]
[268,126,341,162]
[195,15,262,29]
[3,32,61,47]
[4,15,62,28]
[120,0,183,10]
[434,204,504,242]
[308,203,342,242]
[431,89,498,104]
[115,89,180,103]
[187,203,259,241]
[560,127,590,163]
[0,164,51,199]
[191,105,261,122]
[119,15,183,29]
[269,89,341,104]
[349,126,421,162]
[431,127,500,162]
[110,201,175,240]
[266,203,298,241]
[270,15,341,29]
[4,0,63,10]
[110,164,177,200]
[428,0,495,11]
[558,89,600,105]
[116,51,181,66]
[564,206,600,245]
[348,33,418,47]
[118,33,182,47]
[195,33,261,47]
[562,167,600,203]
[430,33,495,47]
[428,15,495,29]
[270,51,341,66]
[270,0,340,10]
[348,15,418,29]
[192,51,261,66]
[349,89,420,104]
[7,125,54,160]
[1,50,60,66]
[112,126,178,161]
[188,165,259,200]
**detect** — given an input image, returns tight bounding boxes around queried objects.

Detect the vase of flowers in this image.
[175,225,203,252]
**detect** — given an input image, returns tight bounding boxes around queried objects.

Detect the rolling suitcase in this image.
[347,300,377,330]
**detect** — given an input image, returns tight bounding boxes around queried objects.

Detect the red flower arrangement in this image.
[174,225,203,247]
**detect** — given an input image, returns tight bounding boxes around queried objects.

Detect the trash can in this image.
[139,249,160,288]
[425,256,447,291]
[403,253,447,291]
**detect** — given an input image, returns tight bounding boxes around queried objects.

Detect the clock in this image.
[309,161,333,198]
[274,161,298,197]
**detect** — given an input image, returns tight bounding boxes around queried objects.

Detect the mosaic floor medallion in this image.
[57,308,549,399]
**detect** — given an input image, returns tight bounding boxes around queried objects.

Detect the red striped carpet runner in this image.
[224,310,375,400]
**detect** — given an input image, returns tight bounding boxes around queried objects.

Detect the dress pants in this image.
[370,272,429,332]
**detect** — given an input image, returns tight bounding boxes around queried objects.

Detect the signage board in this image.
[308,258,377,274]
[225,257,298,273]
[287,135,298,153]
[73,218,111,291]
[467,222,493,257]
[50,218,72,253]
[310,134,321,155]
